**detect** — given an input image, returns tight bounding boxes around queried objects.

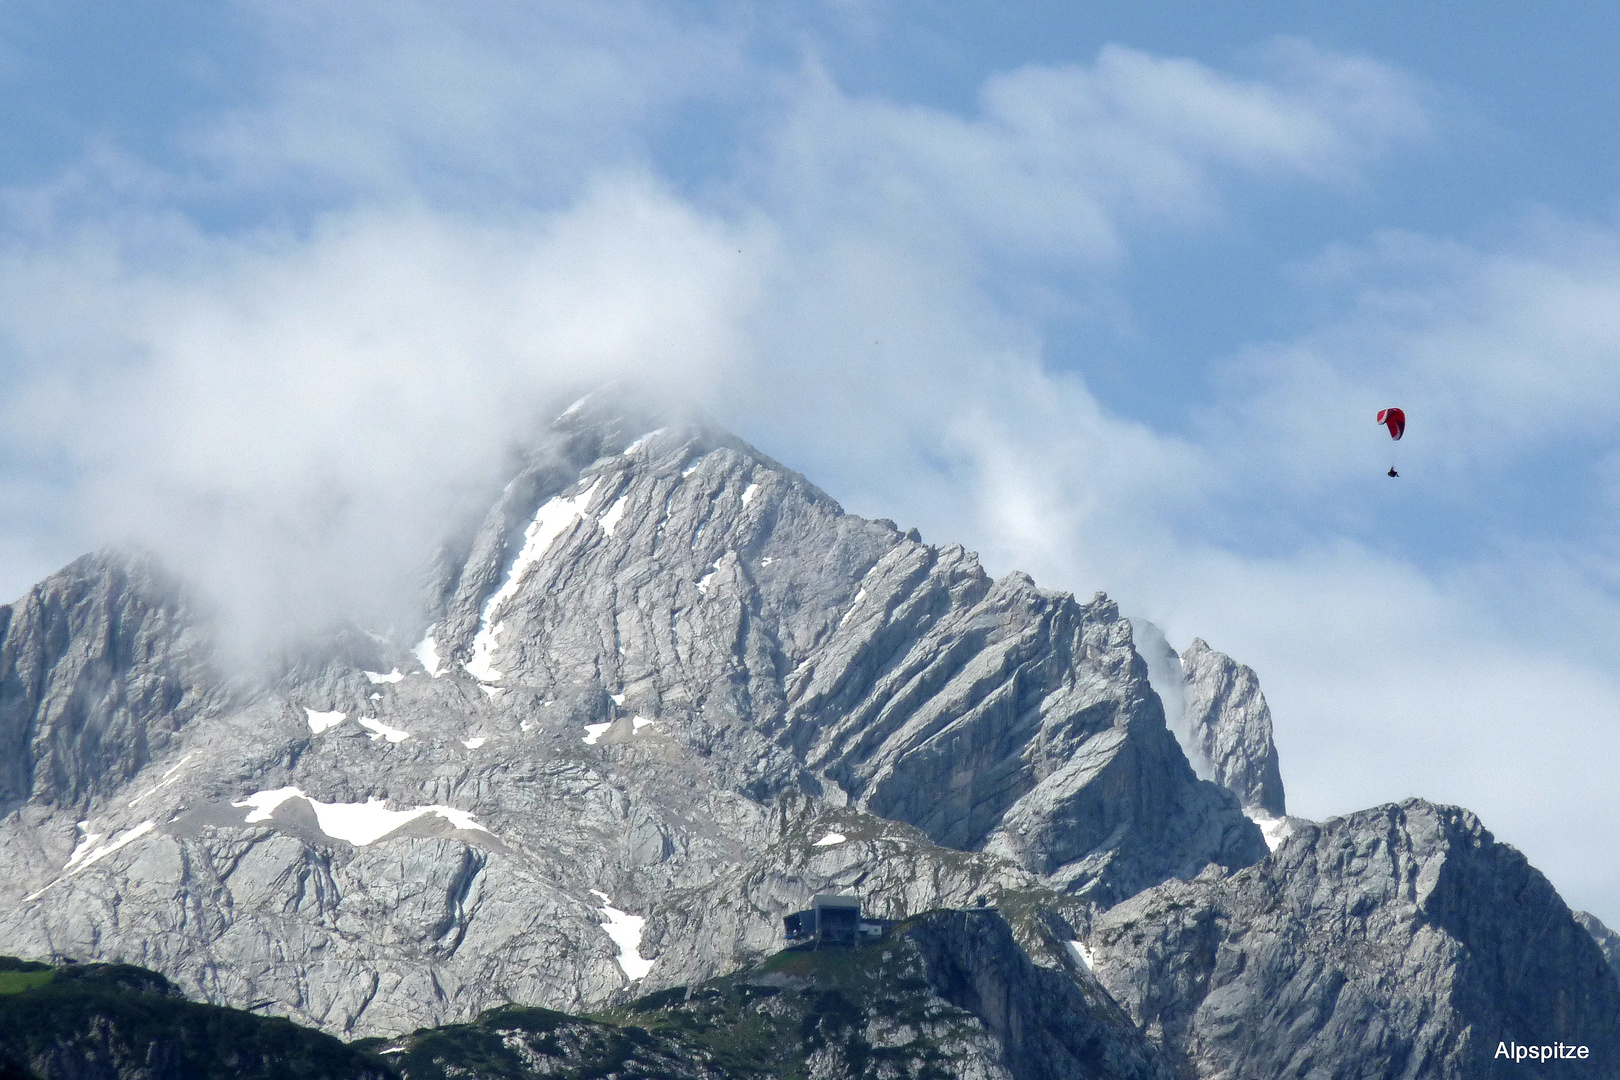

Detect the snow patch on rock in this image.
[590,889,654,980]
[64,824,104,870]
[232,788,487,845]
[306,709,347,735]
[128,753,194,807]
[70,820,156,870]
[1244,809,1293,853]
[413,632,446,678]
[814,832,847,847]
[28,821,158,901]
[599,493,630,537]
[839,589,866,627]
[364,669,404,684]
[358,716,411,743]
[623,427,667,456]
[466,479,602,682]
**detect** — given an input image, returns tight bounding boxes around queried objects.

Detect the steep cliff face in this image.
[0,395,1613,1080]
[902,910,1173,1080]
[0,552,221,814]
[1575,911,1620,987]
[1177,638,1285,818]
[1088,799,1620,1079]
[0,398,1258,1039]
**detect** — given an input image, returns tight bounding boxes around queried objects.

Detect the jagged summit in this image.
[1092,798,1620,1078]
[0,403,1262,1038]
[1179,637,1286,818]
[0,400,1613,1077]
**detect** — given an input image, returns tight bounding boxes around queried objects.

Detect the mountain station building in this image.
[783,894,891,948]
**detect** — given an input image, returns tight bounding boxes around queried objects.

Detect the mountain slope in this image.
[0,394,1614,1080]
[0,552,222,813]
[0,955,393,1080]
[1088,799,1620,1078]
[0,398,1259,1039]
[380,910,1172,1080]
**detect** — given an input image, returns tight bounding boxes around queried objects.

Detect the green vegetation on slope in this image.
[373,924,1003,1080]
[0,907,1136,1079]
[0,956,395,1080]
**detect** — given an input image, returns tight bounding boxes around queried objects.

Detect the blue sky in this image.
[2,1,1618,924]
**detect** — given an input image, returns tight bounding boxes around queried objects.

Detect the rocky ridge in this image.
[0,396,1261,1040]
[0,392,1614,1078]
[1090,799,1620,1078]
[1177,638,1285,819]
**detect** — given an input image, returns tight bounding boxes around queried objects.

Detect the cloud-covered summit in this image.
[0,1,1616,925]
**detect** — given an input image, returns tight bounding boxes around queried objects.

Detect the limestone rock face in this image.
[0,393,1611,1080]
[1088,799,1620,1079]
[902,910,1175,1080]
[1178,637,1285,817]
[421,407,1265,902]
[0,397,1259,1039]
[0,552,224,813]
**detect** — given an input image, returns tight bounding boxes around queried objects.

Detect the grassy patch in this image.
[0,970,53,995]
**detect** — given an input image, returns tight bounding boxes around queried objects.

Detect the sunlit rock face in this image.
[1178,637,1286,819]
[1089,799,1620,1080]
[0,395,1259,1039]
[0,551,222,812]
[0,393,1612,1080]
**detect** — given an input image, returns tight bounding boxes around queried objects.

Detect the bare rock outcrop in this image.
[1178,637,1285,817]
[0,396,1259,1038]
[1089,798,1620,1078]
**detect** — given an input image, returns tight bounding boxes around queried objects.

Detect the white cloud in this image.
[758,42,1423,269]
[0,178,765,643]
[192,1,754,202]
[5,5,1617,929]
[1214,223,1620,492]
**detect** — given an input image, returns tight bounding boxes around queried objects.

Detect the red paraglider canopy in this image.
[1376,407,1406,441]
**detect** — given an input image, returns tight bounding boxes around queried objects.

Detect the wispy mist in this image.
[1,3,1618,922]
[0,182,763,654]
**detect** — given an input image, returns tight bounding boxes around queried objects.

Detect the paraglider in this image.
[1377,408,1406,440]
[1377,407,1405,477]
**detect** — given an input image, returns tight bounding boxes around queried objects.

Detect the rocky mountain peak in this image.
[0,403,1263,1039]
[0,399,1612,1080]
[1177,636,1285,818]
[0,549,219,814]
[1089,797,1619,1078]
